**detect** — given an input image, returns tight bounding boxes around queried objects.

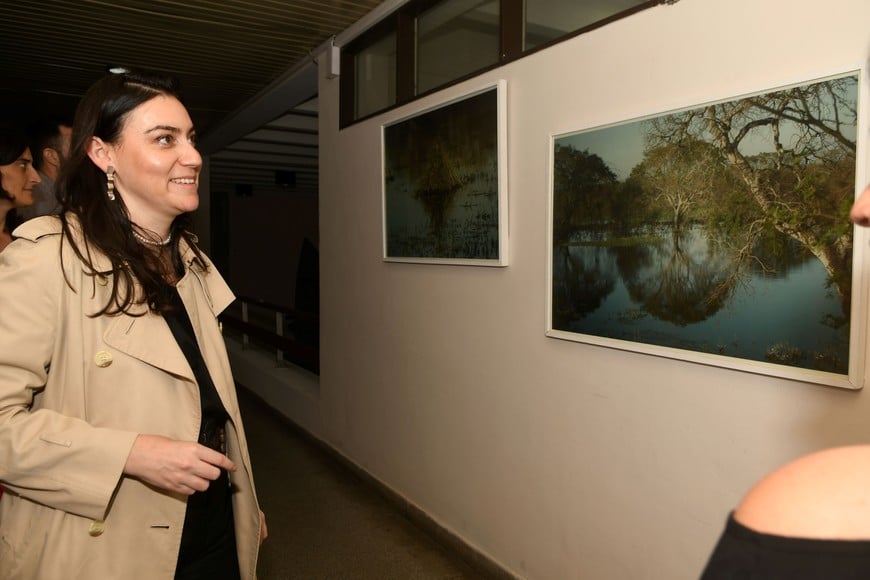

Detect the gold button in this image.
[96,275,108,286]
[94,351,113,368]
[88,520,106,536]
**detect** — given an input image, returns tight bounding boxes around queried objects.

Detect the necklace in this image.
[133,230,172,246]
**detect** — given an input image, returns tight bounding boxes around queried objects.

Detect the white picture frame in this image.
[546,71,865,389]
[382,80,508,266]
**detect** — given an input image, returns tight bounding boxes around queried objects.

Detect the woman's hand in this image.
[122,434,236,495]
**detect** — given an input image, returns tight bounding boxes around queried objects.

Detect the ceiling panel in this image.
[1,0,386,132]
[1,0,390,198]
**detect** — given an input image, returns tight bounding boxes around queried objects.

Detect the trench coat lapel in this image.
[103,311,195,381]
[86,236,230,383]
[75,238,193,381]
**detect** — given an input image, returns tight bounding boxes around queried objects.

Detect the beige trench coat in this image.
[0,217,261,579]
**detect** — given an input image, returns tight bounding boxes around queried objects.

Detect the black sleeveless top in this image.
[702,513,870,579]
[163,287,240,580]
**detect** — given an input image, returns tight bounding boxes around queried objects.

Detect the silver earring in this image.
[107,166,116,201]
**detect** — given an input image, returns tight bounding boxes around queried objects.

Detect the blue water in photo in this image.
[552,225,849,373]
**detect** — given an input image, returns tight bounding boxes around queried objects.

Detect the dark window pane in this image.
[355,31,397,119]
[525,0,647,50]
[417,0,500,95]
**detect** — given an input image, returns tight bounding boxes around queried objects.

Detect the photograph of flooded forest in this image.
[551,73,859,377]
[383,85,505,264]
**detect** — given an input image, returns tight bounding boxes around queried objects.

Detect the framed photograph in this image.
[382,80,508,266]
[548,72,863,388]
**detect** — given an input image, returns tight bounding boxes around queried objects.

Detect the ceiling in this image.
[1,0,390,195]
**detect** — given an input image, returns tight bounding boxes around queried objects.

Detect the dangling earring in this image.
[107,166,116,201]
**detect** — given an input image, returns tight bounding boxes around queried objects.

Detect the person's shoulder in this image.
[0,217,66,286]
[11,215,63,242]
[734,445,870,540]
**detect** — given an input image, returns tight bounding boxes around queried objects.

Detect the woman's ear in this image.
[86,137,112,173]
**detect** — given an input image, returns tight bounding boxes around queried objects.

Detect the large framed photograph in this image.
[382,80,508,266]
[548,72,864,388]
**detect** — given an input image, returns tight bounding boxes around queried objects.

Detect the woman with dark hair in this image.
[0,128,40,251]
[0,71,266,579]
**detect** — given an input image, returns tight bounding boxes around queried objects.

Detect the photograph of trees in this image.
[383,85,504,265]
[551,73,858,377]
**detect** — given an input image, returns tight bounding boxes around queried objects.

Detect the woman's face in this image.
[107,95,201,228]
[0,148,40,208]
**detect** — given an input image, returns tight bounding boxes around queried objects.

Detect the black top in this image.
[701,513,870,579]
[163,287,240,580]
[164,288,229,444]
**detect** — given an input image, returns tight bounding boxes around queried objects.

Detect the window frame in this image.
[340,0,664,128]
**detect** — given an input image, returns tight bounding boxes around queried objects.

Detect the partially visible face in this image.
[850,184,870,227]
[107,95,201,227]
[0,147,41,207]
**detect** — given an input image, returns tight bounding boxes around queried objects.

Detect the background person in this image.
[0,70,265,579]
[701,445,870,579]
[19,116,72,220]
[701,185,870,579]
[0,127,40,252]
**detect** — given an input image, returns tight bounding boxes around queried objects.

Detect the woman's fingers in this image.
[123,434,235,495]
[199,446,237,473]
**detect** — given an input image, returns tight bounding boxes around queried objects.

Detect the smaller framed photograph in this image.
[382,80,508,266]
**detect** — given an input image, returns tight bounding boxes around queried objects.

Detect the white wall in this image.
[313,1,870,578]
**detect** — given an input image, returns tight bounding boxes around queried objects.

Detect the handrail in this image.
[232,294,318,322]
[221,296,319,374]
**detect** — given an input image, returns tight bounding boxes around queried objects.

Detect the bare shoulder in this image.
[735,445,870,540]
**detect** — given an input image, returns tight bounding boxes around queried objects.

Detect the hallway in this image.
[238,386,492,580]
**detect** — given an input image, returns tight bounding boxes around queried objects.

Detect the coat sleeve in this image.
[0,231,138,521]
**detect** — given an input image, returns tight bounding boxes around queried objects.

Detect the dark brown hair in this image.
[27,114,73,171]
[57,70,206,315]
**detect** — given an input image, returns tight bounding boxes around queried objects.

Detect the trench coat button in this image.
[94,351,113,368]
[96,274,108,286]
[88,520,106,536]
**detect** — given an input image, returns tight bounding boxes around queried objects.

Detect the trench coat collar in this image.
[100,242,235,381]
[14,215,235,381]
[103,311,193,380]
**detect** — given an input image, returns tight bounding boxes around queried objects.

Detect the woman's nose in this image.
[850,185,870,226]
[29,165,41,185]
[181,140,202,168]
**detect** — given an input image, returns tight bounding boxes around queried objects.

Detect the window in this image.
[341,0,662,126]
[525,0,649,50]
[355,30,397,119]
[417,0,500,94]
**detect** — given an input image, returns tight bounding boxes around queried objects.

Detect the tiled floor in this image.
[238,387,490,580]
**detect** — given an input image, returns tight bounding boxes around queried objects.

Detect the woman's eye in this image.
[157,135,174,146]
